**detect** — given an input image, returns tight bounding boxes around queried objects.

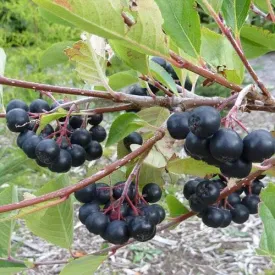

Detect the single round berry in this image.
[189,194,207,213]
[95,183,111,204]
[6,99,29,112]
[69,116,83,129]
[6,108,30,132]
[123,132,143,151]
[142,205,161,225]
[167,112,190,140]
[35,158,49,168]
[212,179,227,191]
[78,202,100,224]
[242,130,274,163]
[89,125,107,142]
[48,149,72,173]
[17,130,35,148]
[29,99,50,113]
[188,106,221,138]
[112,181,136,201]
[151,56,167,69]
[220,209,232,228]
[85,212,109,235]
[210,128,243,163]
[184,77,192,91]
[202,207,224,228]
[87,113,103,126]
[227,193,241,206]
[70,129,92,148]
[242,195,260,214]
[74,184,96,203]
[128,84,148,96]
[230,204,250,224]
[35,139,60,164]
[195,180,220,205]
[85,141,103,161]
[244,179,264,195]
[183,179,200,200]
[22,135,42,159]
[185,132,211,158]
[102,220,130,244]
[150,204,166,224]
[67,144,86,167]
[220,158,252,179]
[40,124,54,138]
[128,216,156,242]
[142,183,162,203]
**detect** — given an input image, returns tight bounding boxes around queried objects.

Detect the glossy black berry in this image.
[70,129,92,148]
[185,132,211,158]
[195,180,220,205]
[87,113,103,126]
[69,116,83,129]
[128,216,156,242]
[48,149,72,173]
[227,193,241,206]
[35,158,49,168]
[188,106,221,138]
[142,183,162,203]
[220,209,232,228]
[230,204,250,224]
[202,207,224,228]
[67,144,86,167]
[128,84,147,96]
[78,202,100,224]
[17,130,35,148]
[183,179,200,200]
[167,112,190,140]
[220,158,252,179]
[123,132,143,151]
[40,124,54,138]
[6,108,30,132]
[29,99,50,113]
[6,99,29,112]
[35,139,60,164]
[242,130,274,163]
[85,212,109,235]
[89,125,107,142]
[102,220,130,244]
[242,195,260,214]
[212,179,227,191]
[210,129,243,163]
[22,135,42,159]
[184,77,192,91]
[74,184,96,203]
[244,179,264,195]
[189,194,207,213]
[85,141,103,161]
[95,183,111,204]
[150,204,166,223]
[142,205,161,225]
[113,181,136,201]
[151,56,167,69]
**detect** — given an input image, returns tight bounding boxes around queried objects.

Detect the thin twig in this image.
[250,4,272,21]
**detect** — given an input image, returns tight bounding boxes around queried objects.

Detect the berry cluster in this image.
[5,99,107,173]
[74,182,165,244]
[167,106,275,178]
[184,177,263,228]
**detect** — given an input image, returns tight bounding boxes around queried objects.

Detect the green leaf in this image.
[138,107,170,127]
[241,25,275,59]
[108,70,139,91]
[167,157,219,176]
[0,260,27,275]
[155,0,201,58]
[25,175,73,249]
[201,27,245,84]
[149,60,178,95]
[253,0,269,12]
[110,41,148,74]
[87,168,125,185]
[40,41,75,68]
[39,7,74,26]
[221,0,251,36]
[32,0,168,57]
[138,164,165,189]
[60,255,107,275]
[166,194,189,217]
[106,113,147,147]
[0,186,18,257]
[117,140,130,160]
[197,0,224,14]
[0,48,6,110]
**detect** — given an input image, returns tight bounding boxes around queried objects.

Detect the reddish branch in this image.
[250,4,273,22]
[266,0,275,22]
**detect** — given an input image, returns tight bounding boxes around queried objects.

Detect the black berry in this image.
[195,180,220,205]
[89,125,107,142]
[35,139,60,164]
[102,220,130,244]
[78,202,100,224]
[142,183,162,203]
[17,130,35,148]
[150,204,166,223]
[189,194,207,213]
[245,179,264,195]
[40,124,54,138]
[167,112,190,140]
[22,135,42,159]
[70,129,92,148]
[151,56,167,69]
[6,108,30,132]
[87,113,103,126]
[220,158,252,178]
[48,149,72,173]
[185,132,211,158]
[29,99,50,113]
[183,179,200,200]
[74,184,96,203]
[123,132,143,151]
[85,212,109,235]
[95,183,111,204]
[85,141,103,161]
[67,144,86,167]
[69,116,83,129]
[227,193,241,206]
[220,209,232,228]
[113,181,136,201]
[6,99,28,112]
[202,206,224,228]
[242,195,260,214]
[230,204,250,224]
[142,205,161,225]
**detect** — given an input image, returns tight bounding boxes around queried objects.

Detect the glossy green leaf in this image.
[0,186,18,257]
[149,60,178,95]
[138,107,170,127]
[87,168,125,186]
[201,27,244,84]
[253,0,269,12]
[106,113,147,147]
[39,7,74,26]
[40,41,75,68]
[197,0,224,14]
[221,0,251,36]
[60,255,107,275]
[110,41,148,74]
[109,70,139,90]
[0,260,27,275]
[166,194,189,217]
[25,175,73,248]
[117,140,130,160]
[155,0,201,58]
[32,0,168,57]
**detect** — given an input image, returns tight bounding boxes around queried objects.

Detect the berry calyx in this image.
[142,183,162,203]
